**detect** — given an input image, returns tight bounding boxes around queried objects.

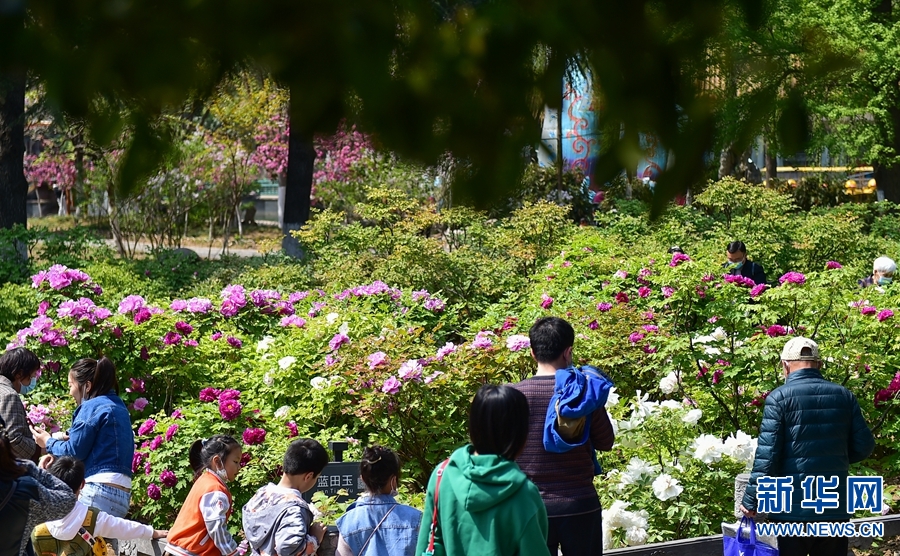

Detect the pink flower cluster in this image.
[280,316,307,328]
[750,284,767,297]
[9,316,67,349]
[723,274,756,288]
[779,272,806,285]
[160,470,177,488]
[367,351,389,369]
[506,334,531,352]
[669,252,691,267]
[138,419,156,436]
[875,372,900,407]
[329,333,350,351]
[31,265,93,291]
[242,427,267,445]
[220,285,248,317]
[540,294,554,309]
[170,297,213,313]
[765,324,788,338]
[470,330,495,350]
[826,261,843,270]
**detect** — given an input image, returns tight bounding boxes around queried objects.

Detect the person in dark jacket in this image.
[724,241,766,285]
[740,337,875,556]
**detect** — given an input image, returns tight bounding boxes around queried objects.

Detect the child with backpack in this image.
[166,435,244,556]
[31,456,168,556]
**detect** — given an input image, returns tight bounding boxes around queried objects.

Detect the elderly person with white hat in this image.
[740,337,875,556]
[859,256,897,289]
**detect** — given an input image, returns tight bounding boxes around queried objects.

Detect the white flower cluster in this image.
[689,430,756,468]
[603,500,650,548]
[658,371,679,394]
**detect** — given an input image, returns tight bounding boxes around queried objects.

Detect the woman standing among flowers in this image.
[0,415,77,556]
[166,435,245,556]
[0,348,43,462]
[336,445,422,556]
[31,357,134,517]
[414,384,551,556]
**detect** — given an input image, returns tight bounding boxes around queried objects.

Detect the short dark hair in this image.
[726,241,747,254]
[0,347,40,383]
[359,445,400,493]
[469,384,529,461]
[48,456,85,492]
[69,357,119,399]
[529,317,574,363]
[283,438,329,476]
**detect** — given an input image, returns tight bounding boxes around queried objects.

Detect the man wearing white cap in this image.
[740,337,874,556]
[858,256,896,289]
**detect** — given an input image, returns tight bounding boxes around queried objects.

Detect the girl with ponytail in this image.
[31,357,134,518]
[166,435,245,556]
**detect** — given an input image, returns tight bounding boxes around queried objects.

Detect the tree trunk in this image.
[0,71,27,231]
[282,91,316,258]
[764,142,777,184]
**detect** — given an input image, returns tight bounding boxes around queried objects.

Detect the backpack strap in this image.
[425,459,450,555]
[0,480,17,512]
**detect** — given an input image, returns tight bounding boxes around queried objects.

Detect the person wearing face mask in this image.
[723,241,767,285]
[30,357,134,518]
[0,348,43,463]
[335,445,422,556]
[740,338,874,556]
[858,256,896,289]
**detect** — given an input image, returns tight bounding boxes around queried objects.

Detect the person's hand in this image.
[152,530,168,539]
[740,505,757,518]
[38,454,54,470]
[29,425,51,449]
[51,431,69,441]
[309,522,326,543]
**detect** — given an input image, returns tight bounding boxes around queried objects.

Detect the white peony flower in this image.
[682,408,702,425]
[278,356,297,370]
[625,526,648,546]
[710,326,727,341]
[658,371,679,394]
[660,400,682,410]
[339,321,350,335]
[609,417,618,436]
[604,500,631,529]
[263,372,275,386]
[652,473,684,501]
[256,335,276,352]
[326,312,340,324]
[722,430,757,466]
[606,387,620,408]
[274,405,291,419]
[310,376,329,389]
[602,523,613,550]
[625,457,659,481]
[690,434,724,464]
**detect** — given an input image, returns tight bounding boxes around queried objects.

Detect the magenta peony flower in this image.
[750,284,767,298]
[861,305,878,316]
[240,452,252,467]
[712,369,724,384]
[199,387,221,402]
[149,435,163,451]
[137,419,156,436]
[765,325,787,338]
[132,452,145,474]
[219,398,242,421]
[160,470,177,488]
[133,307,152,325]
[184,339,199,347]
[669,252,691,267]
[117,295,146,314]
[423,297,445,312]
[779,272,806,285]
[367,351,389,369]
[171,409,184,419]
[226,336,242,348]
[826,261,843,270]
[287,421,299,438]
[219,389,241,402]
[242,427,267,445]
[165,424,179,441]
[435,342,457,360]
[175,321,194,335]
[329,333,350,351]
[628,332,645,344]
[877,309,894,322]
[615,292,629,304]
[642,324,659,333]
[638,287,651,298]
[280,315,307,328]
[398,360,424,381]
[133,398,149,412]
[147,483,162,500]
[588,320,599,330]
[163,332,182,346]
[662,286,675,298]
[140,347,150,361]
[597,302,613,312]
[381,376,402,395]
[540,294,554,309]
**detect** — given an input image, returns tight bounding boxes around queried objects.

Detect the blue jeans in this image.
[80,482,131,518]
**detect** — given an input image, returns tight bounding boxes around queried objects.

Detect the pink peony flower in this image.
[642,324,659,333]
[860,305,878,316]
[211,331,223,341]
[637,286,651,298]
[506,334,531,352]
[185,339,199,347]
[367,351,389,369]
[149,435,164,451]
[118,295,146,314]
[160,470,177,488]
[628,332,645,344]
[133,398,149,412]
[175,321,194,335]
[219,389,241,401]
[878,309,894,322]
[226,336,242,349]
[597,302,613,312]
[242,427,267,445]
[750,284,767,298]
[147,484,162,500]
[219,398,242,421]
[329,333,350,351]
[170,299,188,312]
[540,294,554,310]
[280,316,307,328]
[435,342,457,360]
[826,261,843,270]
[669,252,691,267]
[165,424,179,441]
[398,360,424,381]
[765,325,788,337]
[469,331,494,350]
[662,286,675,298]
[163,332,182,346]
[137,419,156,436]
[712,369,724,384]
[614,270,628,279]
[199,387,221,402]
[286,421,299,438]
[381,376,402,395]
[779,271,806,285]
[615,292,629,304]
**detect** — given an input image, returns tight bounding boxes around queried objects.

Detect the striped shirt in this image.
[512,375,615,517]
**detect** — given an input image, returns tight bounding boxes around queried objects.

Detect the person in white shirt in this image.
[30,456,166,555]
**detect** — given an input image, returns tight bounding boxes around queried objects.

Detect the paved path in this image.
[102,240,262,259]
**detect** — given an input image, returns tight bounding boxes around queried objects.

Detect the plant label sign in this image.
[302,461,364,503]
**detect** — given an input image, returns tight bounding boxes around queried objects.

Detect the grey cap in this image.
[781,337,819,361]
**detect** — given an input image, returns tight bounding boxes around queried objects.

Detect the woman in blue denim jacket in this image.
[31,357,134,518]
[336,446,422,556]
